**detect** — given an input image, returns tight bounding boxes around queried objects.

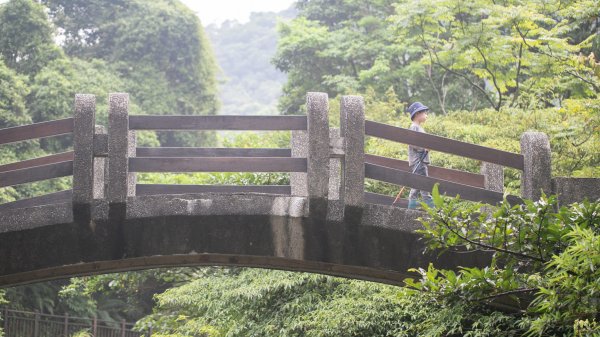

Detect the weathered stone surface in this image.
[290,130,308,197]
[328,128,342,200]
[0,203,72,234]
[126,194,309,219]
[0,194,495,287]
[93,125,107,200]
[481,162,503,193]
[72,94,96,205]
[306,92,330,216]
[127,131,137,197]
[552,177,600,206]
[107,93,131,204]
[340,95,365,209]
[93,125,108,157]
[521,132,552,200]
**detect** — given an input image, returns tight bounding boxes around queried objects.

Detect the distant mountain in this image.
[206,7,297,115]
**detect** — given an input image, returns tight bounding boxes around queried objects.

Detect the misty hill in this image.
[206,7,296,115]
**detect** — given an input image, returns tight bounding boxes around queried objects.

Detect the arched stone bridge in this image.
[1,93,597,287]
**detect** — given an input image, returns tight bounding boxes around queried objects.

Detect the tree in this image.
[138,268,430,337]
[406,186,600,336]
[0,0,62,77]
[42,0,219,146]
[273,0,400,114]
[274,0,599,114]
[392,0,599,111]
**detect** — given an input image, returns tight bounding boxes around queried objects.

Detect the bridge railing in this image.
[129,115,307,196]
[363,120,524,206]
[0,92,552,216]
[105,92,330,211]
[331,95,551,212]
[0,118,75,211]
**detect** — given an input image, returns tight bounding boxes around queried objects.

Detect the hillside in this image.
[205,7,296,115]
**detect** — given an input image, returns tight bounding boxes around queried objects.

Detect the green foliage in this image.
[0,58,69,203]
[0,0,62,77]
[140,268,420,337]
[410,188,600,336]
[275,0,599,114]
[0,289,5,337]
[58,268,207,323]
[42,0,219,146]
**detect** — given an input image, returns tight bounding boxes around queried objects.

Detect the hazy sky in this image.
[179,0,296,25]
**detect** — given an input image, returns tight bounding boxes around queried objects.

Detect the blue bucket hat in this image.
[408,102,429,120]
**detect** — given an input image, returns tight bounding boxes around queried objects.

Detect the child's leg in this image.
[413,164,432,201]
[408,165,420,209]
[408,164,419,200]
[419,165,434,207]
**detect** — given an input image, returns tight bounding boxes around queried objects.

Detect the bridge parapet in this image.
[0,91,559,215]
[2,91,594,287]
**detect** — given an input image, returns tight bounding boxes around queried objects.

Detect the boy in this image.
[406,102,434,209]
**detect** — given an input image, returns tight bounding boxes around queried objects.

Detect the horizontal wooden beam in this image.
[365,163,521,205]
[0,161,73,188]
[129,115,307,131]
[129,157,307,173]
[364,192,408,208]
[0,190,72,212]
[136,184,291,196]
[0,118,74,145]
[365,154,485,188]
[136,147,292,158]
[365,120,524,170]
[0,152,74,173]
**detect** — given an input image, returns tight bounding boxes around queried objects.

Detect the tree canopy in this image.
[273,0,599,114]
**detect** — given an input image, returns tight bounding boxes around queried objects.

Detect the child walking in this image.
[406,102,434,209]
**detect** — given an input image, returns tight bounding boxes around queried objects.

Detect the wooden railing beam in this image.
[129,157,307,173]
[0,118,74,145]
[129,115,307,131]
[365,120,524,170]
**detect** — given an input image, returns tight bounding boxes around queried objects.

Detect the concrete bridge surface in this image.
[0,93,598,287]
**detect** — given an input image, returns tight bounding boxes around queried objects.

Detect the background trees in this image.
[0,0,598,336]
[205,9,296,115]
[273,0,600,114]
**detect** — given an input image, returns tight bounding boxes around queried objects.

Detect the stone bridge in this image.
[1,93,598,287]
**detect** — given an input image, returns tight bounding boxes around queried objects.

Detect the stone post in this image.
[306,92,330,217]
[93,125,107,200]
[107,93,134,204]
[520,132,552,201]
[290,130,308,197]
[481,162,503,193]
[127,130,137,197]
[72,94,96,229]
[339,95,365,212]
[72,94,96,206]
[328,127,343,200]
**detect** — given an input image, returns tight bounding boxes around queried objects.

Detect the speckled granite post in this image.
[306,92,330,216]
[72,94,96,205]
[521,132,552,201]
[107,93,133,204]
[290,130,308,197]
[93,125,107,199]
[127,130,137,197]
[481,162,503,193]
[340,95,365,210]
[328,128,342,200]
